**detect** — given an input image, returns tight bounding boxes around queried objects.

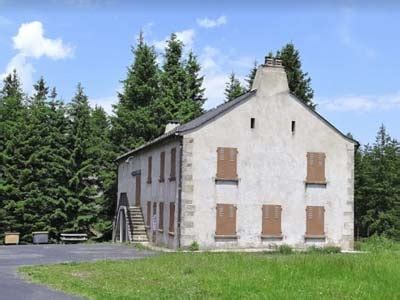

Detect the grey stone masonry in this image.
[180,136,196,247]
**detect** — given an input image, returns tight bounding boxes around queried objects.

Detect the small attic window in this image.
[250,118,255,129]
[291,121,296,134]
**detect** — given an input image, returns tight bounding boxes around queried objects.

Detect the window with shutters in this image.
[216,147,238,181]
[306,206,325,238]
[306,152,326,184]
[169,202,175,234]
[159,202,164,231]
[215,203,237,237]
[146,201,151,227]
[159,151,165,182]
[147,156,152,184]
[169,148,176,181]
[261,205,282,238]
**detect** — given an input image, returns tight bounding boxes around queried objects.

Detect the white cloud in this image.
[89,95,117,115]
[1,21,74,91]
[197,16,227,28]
[13,21,73,59]
[318,93,400,112]
[153,29,195,51]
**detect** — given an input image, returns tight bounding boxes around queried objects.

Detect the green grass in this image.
[20,248,400,300]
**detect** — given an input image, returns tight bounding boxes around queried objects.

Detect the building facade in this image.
[113,58,357,250]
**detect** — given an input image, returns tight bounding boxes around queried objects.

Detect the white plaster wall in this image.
[117,138,181,248]
[181,66,355,250]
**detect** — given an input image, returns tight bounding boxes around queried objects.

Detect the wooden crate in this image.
[4,232,20,245]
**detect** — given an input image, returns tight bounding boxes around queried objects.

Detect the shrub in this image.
[189,241,199,251]
[307,245,341,254]
[277,244,293,255]
[359,235,399,252]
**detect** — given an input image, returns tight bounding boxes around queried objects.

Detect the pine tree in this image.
[67,83,98,233]
[245,61,258,91]
[90,106,116,239]
[224,72,245,102]
[277,43,315,109]
[184,51,205,107]
[355,125,400,240]
[111,32,160,153]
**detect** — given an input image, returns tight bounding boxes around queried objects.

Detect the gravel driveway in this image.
[0,243,154,300]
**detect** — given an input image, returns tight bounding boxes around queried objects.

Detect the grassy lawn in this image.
[21,247,400,300]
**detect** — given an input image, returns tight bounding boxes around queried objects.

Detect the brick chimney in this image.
[250,57,289,96]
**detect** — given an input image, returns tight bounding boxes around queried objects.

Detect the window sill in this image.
[146,180,152,184]
[305,181,327,187]
[215,177,239,185]
[261,234,283,240]
[145,225,150,229]
[305,235,326,240]
[169,177,176,182]
[168,231,175,236]
[159,178,165,183]
[214,234,239,240]
[158,229,164,233]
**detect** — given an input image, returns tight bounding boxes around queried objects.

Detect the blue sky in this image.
[1,0,399,145]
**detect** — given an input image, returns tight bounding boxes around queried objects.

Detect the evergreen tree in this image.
[276,43,315,109]
[111,32,160,153]
[184,51,205,107]
[67,83,98,233]
[355,125,400,240]
[224,72,245,102]
[90,106,116,239]
[245,61,258,91]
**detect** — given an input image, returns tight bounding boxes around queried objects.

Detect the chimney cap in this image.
[264,57,283,67]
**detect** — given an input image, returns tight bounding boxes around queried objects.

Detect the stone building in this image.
[112,57,357,250]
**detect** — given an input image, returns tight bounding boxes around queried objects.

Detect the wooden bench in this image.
[60,233,88,244]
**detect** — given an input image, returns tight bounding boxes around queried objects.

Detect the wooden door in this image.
[135,174,141,206]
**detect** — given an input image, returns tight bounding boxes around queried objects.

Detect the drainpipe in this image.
[177,136,183,249]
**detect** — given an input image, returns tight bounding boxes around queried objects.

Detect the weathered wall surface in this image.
[117,138,181,248]
[180,65,355,250]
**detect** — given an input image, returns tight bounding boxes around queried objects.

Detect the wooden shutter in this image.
[169,202,175,233]
[306,206,325,236]
[159,152,165,182]
[147,201,151,226]
[307,152,326,183]
[147,156,152,183]
[216,147,238,180]
[135,175,141,206]
[262,205,282,236]
[170,148,176,180]
[216,204,236,236]
[159,202,164,230]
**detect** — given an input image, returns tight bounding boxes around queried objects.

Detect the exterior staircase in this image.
[128,206,149,243]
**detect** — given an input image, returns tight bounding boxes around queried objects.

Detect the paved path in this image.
[0,244,154,300]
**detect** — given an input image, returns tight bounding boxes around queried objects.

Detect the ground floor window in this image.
[262,205,282,236]
[306,206,325,237]
[159,202,164,231]
[169,202,175,234]
[215,203,236,236]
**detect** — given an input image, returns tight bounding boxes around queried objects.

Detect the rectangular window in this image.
[250,118,255,129]
[170,148,176,180]
[159,202,164,231]
[159,151,165,182]
[306,206,325,237]
[262,205,282,236]
[306,152,326,183]
[215,204,236,236]
[291,121,296,134]
[147,201,151,227]
[147,156,152,183]
[169,202,175,234]
[216,147,238,180]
